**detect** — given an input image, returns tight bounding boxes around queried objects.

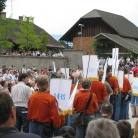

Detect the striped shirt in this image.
[11,81,32,108]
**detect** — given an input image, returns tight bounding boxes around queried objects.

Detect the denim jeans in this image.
[76,114,95,138]
[15,106,29,132]
[67,115,74,127]
[120,98,129,119]
[95,103,102,118]
[110,95,121,121]
[29,120,54,138]
[131,96,138,106]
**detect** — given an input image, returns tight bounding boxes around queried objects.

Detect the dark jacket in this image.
[0,127,41,138]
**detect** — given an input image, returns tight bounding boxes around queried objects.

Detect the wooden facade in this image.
[60,9,138,55]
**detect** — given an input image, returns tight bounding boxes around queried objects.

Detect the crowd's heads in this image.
[57,126,76,138]
[106,66,112,74]
[82,79,92,90]
[73,75,84,84]
[98,70,104,81]
[0,92,16,126]
[86,118,120,138]
[134,72,138,77]
[117,120,131,138]
[36,75,48,89]
[18,73,29,82]
[100,102,113,117]
[123,67,128,75]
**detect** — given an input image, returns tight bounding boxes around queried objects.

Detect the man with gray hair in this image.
[85,118,120,138]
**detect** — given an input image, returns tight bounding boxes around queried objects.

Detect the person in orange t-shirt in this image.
[106,66,121,121]
[70,75,83,95]
[120,68,131,119]
[73,80,98,138]
[67,75,83,126]
[27,75,64,138]
[90,80,108,118]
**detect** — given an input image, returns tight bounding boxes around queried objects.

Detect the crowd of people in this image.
[0,50,64,58]
[99,55,138,71]
[0,60,138,138]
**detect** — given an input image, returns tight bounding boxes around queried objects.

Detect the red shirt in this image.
[108,76,119,94]
[27,91,61,128]
[70,83,82,94]
[122,77,131,93]
[73,90,98,114]
[90,81,108,103]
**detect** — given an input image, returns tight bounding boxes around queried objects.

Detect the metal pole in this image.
[81,26,82,50]
[78,24,84,50]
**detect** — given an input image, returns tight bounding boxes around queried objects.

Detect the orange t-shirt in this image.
[70,83,82,94]
[27,91,61,128]
[90,80,108,103]
[108,76,119,94]
[122,77,131,93]
[73,90,98,114]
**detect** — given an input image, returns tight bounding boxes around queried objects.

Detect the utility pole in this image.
[10,0,13,18]
[78,24,84,50]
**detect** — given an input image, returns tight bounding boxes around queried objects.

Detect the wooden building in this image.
[60,9,138,55]
[0,12,64,52]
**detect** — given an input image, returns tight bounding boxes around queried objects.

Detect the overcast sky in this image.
[4,0,138,35]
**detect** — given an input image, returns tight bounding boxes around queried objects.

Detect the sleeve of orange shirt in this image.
[60,115,65,126]
[73,93,78,110]
[102,85,108,102]
[49,97,61,128]
[122,77,131,92]
[93,93,99,111]
[70,84,75,94]
[109,77,119,93]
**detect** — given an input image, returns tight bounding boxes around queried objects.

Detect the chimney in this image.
[19,16,23,20]
[0,12,6,19]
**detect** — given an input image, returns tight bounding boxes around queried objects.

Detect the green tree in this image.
[0,17,17,51]
[16,16,40,51]
[92,40,104,57]
[39,30,49,52]
[59,40,67,48]
[0,0,7,12]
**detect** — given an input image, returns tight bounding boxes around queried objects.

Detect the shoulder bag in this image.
[72,93,92,127]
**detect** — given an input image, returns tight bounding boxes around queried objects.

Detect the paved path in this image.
[126,104,137,128]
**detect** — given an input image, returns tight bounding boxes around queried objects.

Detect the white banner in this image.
[50,79,72,112]
[112,59,119,76]
[132,77,138,94]
[125,74,133,86]
[107,58,113,66]
[82,55,90,78]
[118,71,124,89]
[112,48,119,60]
[82,55,98,78]
[68,80,79,110]
[52,61,56,72]
[61,68,69,79]
[112,48,119,76]
[102,61,107,83]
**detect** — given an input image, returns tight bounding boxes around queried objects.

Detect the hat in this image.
[58,126,76,138]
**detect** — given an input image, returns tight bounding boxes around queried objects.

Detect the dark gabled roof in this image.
[33,24,64,48]
[94,33,138,53]
[83,9,138,38]
[60,9,138,41]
